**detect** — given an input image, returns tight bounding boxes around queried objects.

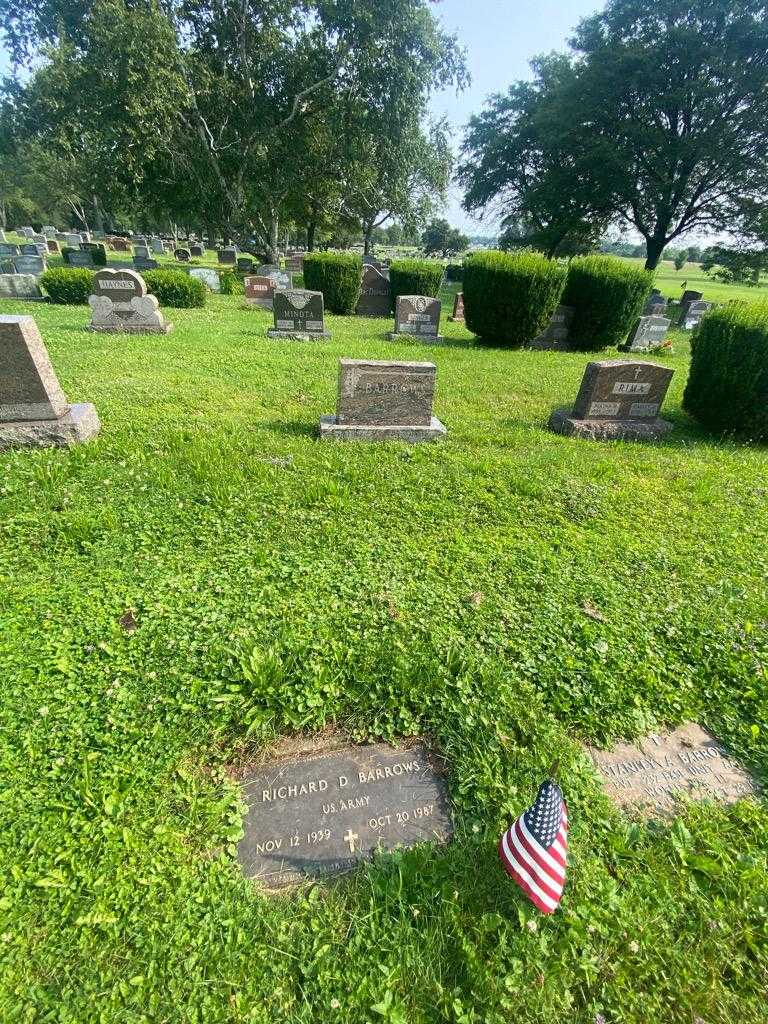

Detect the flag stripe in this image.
[519,814,567,874]
[500,833,558,912]
[508,824,563,902]
[499,782,568,915]
[512,820,564,890]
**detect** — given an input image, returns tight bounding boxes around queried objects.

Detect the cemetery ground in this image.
[1,283,767,1023]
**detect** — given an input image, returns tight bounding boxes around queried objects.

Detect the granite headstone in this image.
[88,268,172,334]
[268,289,329,340]
[388,295,443,342]
[355,265,392,317]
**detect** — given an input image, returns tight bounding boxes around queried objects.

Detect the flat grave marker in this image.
[589,723,759,816]
[237,740,453,888]
[320,358,447,442]
[549,359,675,441]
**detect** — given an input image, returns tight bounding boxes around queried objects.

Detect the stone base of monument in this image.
[386,331,445,344]
[447,316,464,324]
[548,407,673,442]
[319,414,447,443]
[0,403,101,450]
[267,328,330,341]
[88,323,173,334]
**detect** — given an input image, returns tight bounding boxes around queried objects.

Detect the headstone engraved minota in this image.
[622,314,671,352]
[237,742,453,887]
[589,723,759,815]
[548,359,674,441]
[320,358,447,442]
[88,268,172,334]
[355,264,392,317]
[530,304,575,350]
[388,295,443,342]
[0,315,100,449]
[268,289,329,340]
[448,291,464,322]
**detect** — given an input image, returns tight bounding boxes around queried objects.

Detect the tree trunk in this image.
[644,235,667,271]
[92,195,105,233]
[363,221,374,255]
[206,224,217,250]
[267,212,280,263]
[307,218,317,252]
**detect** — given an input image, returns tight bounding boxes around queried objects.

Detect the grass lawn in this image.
[623,256,768,305]
[0,275,767,1023]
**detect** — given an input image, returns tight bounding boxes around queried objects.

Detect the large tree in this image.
[460,0,768,270]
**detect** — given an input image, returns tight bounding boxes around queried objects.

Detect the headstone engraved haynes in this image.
[237,741,453,887]
[388,295,443,342]
[268,289,329,340]
[244,275,275,309]
[448,291,464,322]
[88,268,172,334]
[589,723,759,815]
[548,359,674,441]
[0,315,100,449]
[530,304,575,351]
[320,358,447,443]
[621,314,671,352]
[355,265,392,316]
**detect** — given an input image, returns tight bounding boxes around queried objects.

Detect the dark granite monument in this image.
[388,295,443,342]
[0,315,100,449]
[237,740,453,887]
[320,358,447,442]
[218,247,237,265]
[355,265,392,316]
[174,248,191,262]
[268,289,329,340]
[66,250,95,269]
[548,359,674,441]
[682,300,713,329]
[529,305,575,350]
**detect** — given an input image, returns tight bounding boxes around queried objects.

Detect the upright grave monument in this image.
[320,358,447,442]
[643,289,667,315]
[244,276,276,309]
[548,359,674,441]
[682,300,712,330]
[190,244,204,258]
[0,275,44,301]
[448,291,464,323]
[189,267,220,292]
[529,305,575,351]
[66,250,95,269]
[0,315,100,449]
[621,314,672,352]
[88,268,172,334]
[12,255,46,276]
[268,289,329,340]
[355,265,392,317]
[174,247,191,263]
[218,247,237,265]
[388,295,443,342]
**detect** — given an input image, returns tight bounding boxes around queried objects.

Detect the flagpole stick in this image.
[548,758,560,781]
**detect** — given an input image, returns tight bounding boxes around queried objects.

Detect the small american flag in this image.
[499,779,568,914]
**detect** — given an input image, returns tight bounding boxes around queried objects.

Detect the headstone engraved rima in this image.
[0,275,44,301]
[189,267,220,293]
[530,304,575,350]
[388,295,443,342]
[244,276,276,309]
[448,291,464,323]
[621,315,671,352]
[88,268,172,334]
[0,315,100,449]
[355,265,392,317]
[268,289,330,340]
[237,740,453,887]
[589,723,759,815]
[320,358,447,442]
[548,359,674,441]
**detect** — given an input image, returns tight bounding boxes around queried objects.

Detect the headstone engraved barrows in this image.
[320,358,447,443]
[548,359,675,441]
[237,740,453,887]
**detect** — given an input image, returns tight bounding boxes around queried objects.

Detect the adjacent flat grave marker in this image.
[0,315,100,449]
[548,359,674,441]
[237,740,453,888]
[388,295,443,342]
[88,268,172,334]
[268,289,329,340]
[530,304,575,350]
[355,264,392,317]
[320,358,447,442]
[589,723,759,816]
[621,314,671,352]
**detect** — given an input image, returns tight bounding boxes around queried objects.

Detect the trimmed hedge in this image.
[463,250,567,347]
[40,267,94,305]
[143,269,206,308]
[302,252,362,314]
[563,255,653,350]
[683,301,768,440]
[389,259,444,310]
[445,262,463,282]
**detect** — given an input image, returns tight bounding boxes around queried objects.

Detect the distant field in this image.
[620,256,768,305]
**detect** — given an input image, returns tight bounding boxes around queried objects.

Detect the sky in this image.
[0,0,605,236]
[431,0,605,234]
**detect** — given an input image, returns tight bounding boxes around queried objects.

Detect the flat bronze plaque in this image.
[588,723,759,815]
[237,741,453,887]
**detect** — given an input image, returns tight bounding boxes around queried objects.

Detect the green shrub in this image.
[462,250,567,347]
[219,270,242,295]
[142,269,206,308]
[39,267,94,305]
[445,262,463,282]
[683,301,768,440]
[302,252,362,313]
[563,255,653,350]
[389,259,444,310]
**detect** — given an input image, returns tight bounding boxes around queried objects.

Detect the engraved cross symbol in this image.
[633,366,643,379]
[343,829,358,853]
